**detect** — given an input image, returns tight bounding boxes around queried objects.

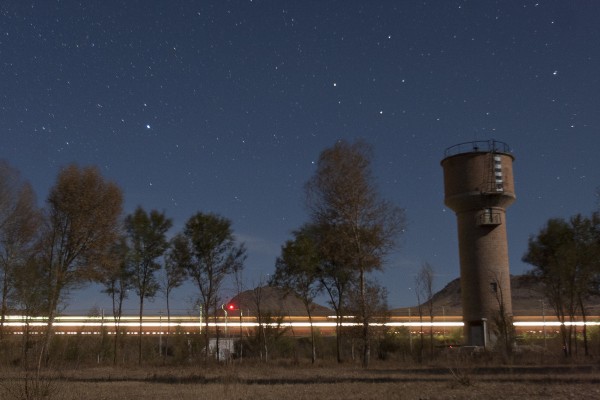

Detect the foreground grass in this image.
[1,362,599,400]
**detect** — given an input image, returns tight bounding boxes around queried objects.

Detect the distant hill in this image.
[225,286,332,317]
[230,275,599,318]
[392,274,600,316]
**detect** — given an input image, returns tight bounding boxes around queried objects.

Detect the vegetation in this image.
[97,236,131,365]
[271,226,322,364]
[523,212,600,357]
[1,360,599,400]
[180,212,246,360]
[414,262,435,361]
[125,207,172,365]
[40,165,123,368]
[0,161,41,343]
[304,139,406,367]
[0,137,599,380]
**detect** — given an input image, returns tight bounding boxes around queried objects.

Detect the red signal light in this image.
[228,304,235,310]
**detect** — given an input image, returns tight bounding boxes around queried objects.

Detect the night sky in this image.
[2,1,599,314]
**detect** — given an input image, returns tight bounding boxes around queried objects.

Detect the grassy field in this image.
[1,361,599,400]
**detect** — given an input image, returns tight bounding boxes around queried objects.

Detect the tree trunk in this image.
[0,270,9,342]
[429,315,434,359]
[138,296,144,365]
[38,285,60,373]
[335,317,342,363]
[165,291,171,363]
[359,269,370,368]
[308,311,316,364]
[204,303,210,360]
[112,293,119,365]
[579,296,589,357]
[38,309,55,373]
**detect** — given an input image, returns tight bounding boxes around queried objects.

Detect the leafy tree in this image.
[271,226,321,364]
[524,218,575,356]
[523,213,600,357]
[125,207,172,364]
[0,161,41,342]
[181,212,246,359]
[12,255,49,365]
[40,164,122,367]
[569,213,600,356]
[305,139,405,367]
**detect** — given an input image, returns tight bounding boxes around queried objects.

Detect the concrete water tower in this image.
[441,140,516,347]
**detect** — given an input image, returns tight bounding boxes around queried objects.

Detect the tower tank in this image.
[441,140,516,347]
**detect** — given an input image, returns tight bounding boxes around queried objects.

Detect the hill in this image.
[390,274,545,316]
[225,286,332,317]
[230,275,599,318]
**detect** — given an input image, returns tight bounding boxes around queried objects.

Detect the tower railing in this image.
[443,140,511,158]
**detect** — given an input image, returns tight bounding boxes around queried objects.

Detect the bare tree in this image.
[247,282,289,362]
[233,268,245,362]
[305,139,405,367]
[98,235,132,365]
[415,262,435,360]
[0,161,41,342]
[40,164,122,368]
[346,278,389,360]
[162,234,189,360]
[251,283,268,362]
[125,207,172,365]
[490,274,514,357]
[180,212,246,359]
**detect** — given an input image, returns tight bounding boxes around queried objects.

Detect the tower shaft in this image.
[441,140,516,347]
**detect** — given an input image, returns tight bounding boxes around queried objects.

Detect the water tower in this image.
[441,140,516,347]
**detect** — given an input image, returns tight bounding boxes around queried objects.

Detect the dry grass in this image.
[1,362,599,400]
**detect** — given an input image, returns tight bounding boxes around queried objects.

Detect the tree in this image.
[181,212,246,359]
[490,273,515,357]
[0,161,41,342]
[271,226,321,364]
[162,234,189,359]
[12,255,49,365]
[524,218,575,356]
[346,279,389,361]
[312,222,356,363]
[305,139,405,367]
[569,213,600,356]
[40,164,122,367]
[415,262,435,360]
[523,214,600,357]
[125,207,172,365]
[98,236,132,365]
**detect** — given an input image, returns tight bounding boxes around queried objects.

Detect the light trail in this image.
[1,314,599,335]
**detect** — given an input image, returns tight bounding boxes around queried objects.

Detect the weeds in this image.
[448,366,473,387]
[0,372,61,400]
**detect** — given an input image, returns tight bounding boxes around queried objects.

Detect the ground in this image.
[1,362,598,400]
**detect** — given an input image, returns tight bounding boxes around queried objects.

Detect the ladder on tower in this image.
[483,152,504,194]
[477,151,504,226]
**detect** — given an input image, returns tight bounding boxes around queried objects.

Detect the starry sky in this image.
[1,1,599,315]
